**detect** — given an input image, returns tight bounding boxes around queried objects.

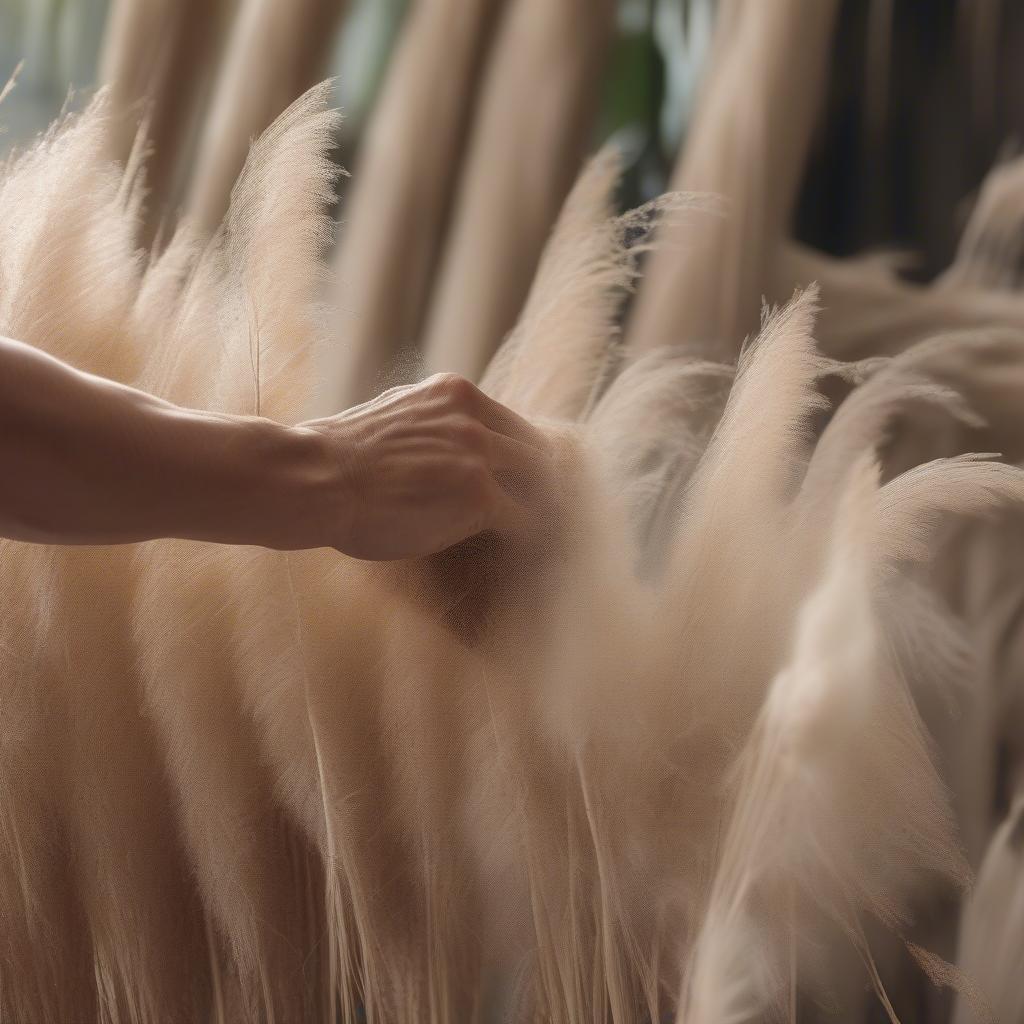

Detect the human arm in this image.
[0,335,548,557]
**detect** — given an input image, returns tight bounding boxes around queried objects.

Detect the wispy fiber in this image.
[6,4,1024,1019]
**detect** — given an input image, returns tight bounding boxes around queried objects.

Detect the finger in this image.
[482,485,534,538]
[481,477,561,568]
[471,387,549,449]
[485,431,560,508]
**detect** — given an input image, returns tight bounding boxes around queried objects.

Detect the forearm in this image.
[0,337,549,558]
[0,335,336,547]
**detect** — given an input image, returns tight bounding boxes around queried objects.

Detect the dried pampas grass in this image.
[329,0,505,409]
[954,794,1024,1024]
[186,0,349,234]
[7,0,1024,1016]
[3,78,1024,1022]
[420,0,617,382]
[628,0,840,358]
[98,0,232,242]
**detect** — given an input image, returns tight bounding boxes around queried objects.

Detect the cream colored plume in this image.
[6,14,1024,1022]
[954,794,1024,1024]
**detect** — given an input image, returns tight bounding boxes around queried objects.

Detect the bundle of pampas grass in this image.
[6,0,1024,1021]
[329,0,506,409]
[2,73,1024,1023]
[98,0,234,243]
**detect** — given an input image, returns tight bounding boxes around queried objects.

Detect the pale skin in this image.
[0,335,552,559]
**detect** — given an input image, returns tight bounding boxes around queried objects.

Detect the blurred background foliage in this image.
[2,0,1024,278]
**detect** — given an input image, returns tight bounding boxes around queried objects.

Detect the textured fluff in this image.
[185,0,348,234]
[939,152,1024,292]
[682,457,967,1024]
[953,795,1024,1024]
[482,147,717,423]
[774,242,1024,361]
[6,38,1024,1024]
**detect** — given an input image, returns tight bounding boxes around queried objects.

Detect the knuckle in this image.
[428,371,477,406]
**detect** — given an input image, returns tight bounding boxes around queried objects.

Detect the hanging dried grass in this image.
[2,78,1024,1022]
[329,0,505,409]
[420,0,617,382]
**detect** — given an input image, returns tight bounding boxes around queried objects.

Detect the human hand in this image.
[298,373,554,560]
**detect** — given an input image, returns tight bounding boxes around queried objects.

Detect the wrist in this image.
[230,418,349,551]
[145,407,348,550]
[269,422,354,551]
